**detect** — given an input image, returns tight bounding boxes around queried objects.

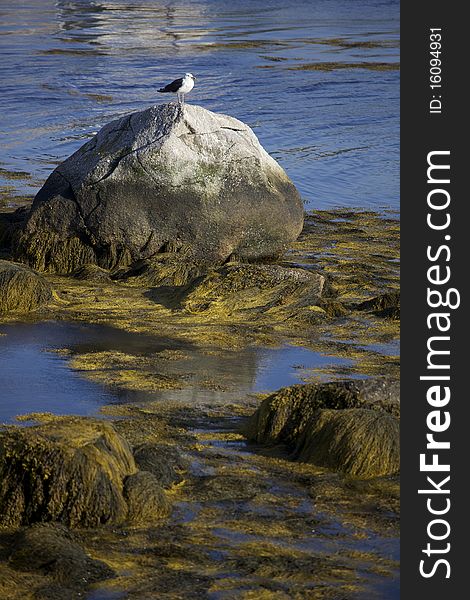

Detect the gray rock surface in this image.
[17,103,304,273]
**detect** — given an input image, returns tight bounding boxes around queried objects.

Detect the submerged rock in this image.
[0,259,52,313]
[245,378,399,478]
[16,103,304,273]
[0,418,170,527]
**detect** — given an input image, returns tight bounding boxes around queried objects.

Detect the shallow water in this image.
[0,321,118,423]
[0,320,351,423]
[171,422,400,600]
[0,0,399,210]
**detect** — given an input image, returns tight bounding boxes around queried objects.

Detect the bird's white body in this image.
[178,74,195,95]
[158,73,196,106]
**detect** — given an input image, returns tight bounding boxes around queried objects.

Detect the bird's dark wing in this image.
[158,77,183,93]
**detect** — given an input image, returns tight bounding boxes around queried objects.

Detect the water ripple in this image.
[0,0,399,211]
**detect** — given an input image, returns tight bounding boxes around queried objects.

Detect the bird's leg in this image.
[181,93,185,106]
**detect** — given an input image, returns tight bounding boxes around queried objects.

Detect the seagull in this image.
[158,73,196,105]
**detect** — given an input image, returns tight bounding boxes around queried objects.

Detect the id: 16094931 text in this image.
[429,28,442,114]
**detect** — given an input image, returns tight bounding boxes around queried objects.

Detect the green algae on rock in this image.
[0,259,52,313]
[295,408,399,477]
[245,379,399,478]
[0,417,170,528]
[177,263,327,320]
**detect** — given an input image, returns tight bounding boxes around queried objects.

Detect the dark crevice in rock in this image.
[85,111,180,188]
[140,231,154,253]
[84,194,102,223]
[104,115,133,137]
[80,136,98,155]
[85,148,134,187]
[182,118,197,134]
[135,151,160,183]
[55,172,96,249]
[220,125,246,132]
[178,126,246,139]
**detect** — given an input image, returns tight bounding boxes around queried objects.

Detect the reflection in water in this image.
[1,0,399,209]
[0,320,351,423]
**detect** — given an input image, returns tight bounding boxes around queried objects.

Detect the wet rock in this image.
[245,379,399,478]
[8,523,114,586]
[0,259,52,313]
[133,442,188,488]
[16,103,304,273]
[123,471,172,523]
[0,418,136,527]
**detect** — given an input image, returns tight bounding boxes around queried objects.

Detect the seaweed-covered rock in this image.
[0,418,136,527]
[354,290,400,319]
[8,523,114,584]
[123,471,171,523]
[16,103,304,273]
[296,408,399,477]
[0,260,52,313]
[115,254,206,288]
[133,442,188,488]
[71,263,112,283]
[245,379,399,478]
[178,263,326,318]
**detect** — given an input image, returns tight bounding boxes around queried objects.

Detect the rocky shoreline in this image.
[0,104,399,599]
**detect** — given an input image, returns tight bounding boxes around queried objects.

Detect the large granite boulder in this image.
[16,103,304,273]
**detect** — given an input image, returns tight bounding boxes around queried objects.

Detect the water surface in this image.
[0,0,399,210]
[0,320,351,423]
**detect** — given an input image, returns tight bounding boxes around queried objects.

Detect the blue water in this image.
[0,0,399,210]
[0,321,118,423]
[0,320,351,423]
